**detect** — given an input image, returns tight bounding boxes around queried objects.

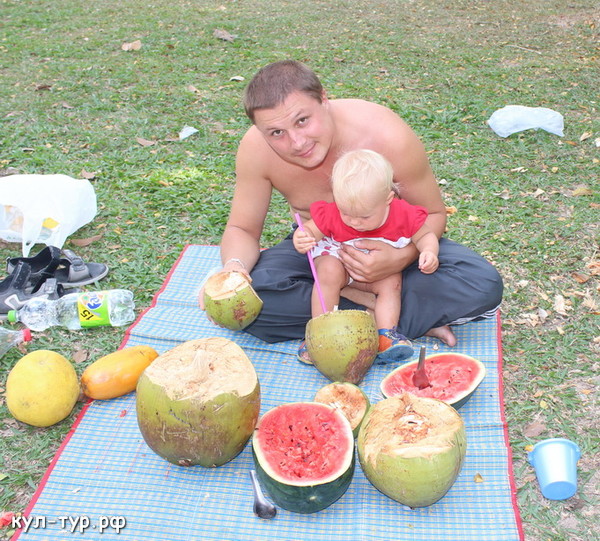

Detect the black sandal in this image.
[6,246,62,292]
[6,247,108,290]
[0,261,64,317]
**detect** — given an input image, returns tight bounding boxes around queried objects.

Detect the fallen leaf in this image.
[61,101,74,109]
[136,137,156,147]
[539,399,549,409]
[187,85,201,94]
[468,215,479,222]
[213,29,235,42]
[0,473,7,481]
[80,169,96,180]
[0,511,15,528]
[72,349,89,364]
[523,420,546,438]
[473,473,484,483]
[445,205,457,215]
[553,294,568,316]
[69,234,103,247]
[579,131,592,142]
[571,186,593,196]
[571,272,590,284]
[524,444,534,452]
[35,84,52,91]
[122,40,142,51]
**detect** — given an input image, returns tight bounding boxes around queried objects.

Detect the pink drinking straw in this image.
[294,213,327,313]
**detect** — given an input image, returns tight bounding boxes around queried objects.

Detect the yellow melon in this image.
[6,350,80,427]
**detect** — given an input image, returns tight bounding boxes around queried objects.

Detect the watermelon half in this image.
[252,402,355,514]
[380,352,486,409]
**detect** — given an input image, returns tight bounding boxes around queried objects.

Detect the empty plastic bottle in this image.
[0,327,32,357]
[6,289,135,331]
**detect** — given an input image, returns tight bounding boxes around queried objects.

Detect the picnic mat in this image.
[15,244,524,541]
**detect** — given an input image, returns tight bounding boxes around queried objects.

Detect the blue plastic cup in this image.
[528,438,581,500]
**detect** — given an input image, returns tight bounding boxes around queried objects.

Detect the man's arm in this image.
[220,130,274,274]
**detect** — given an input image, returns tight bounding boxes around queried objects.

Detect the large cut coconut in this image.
[357,394,466,508]
[203,271,263,330]
[305,310,378,384]
[136,337,260,467]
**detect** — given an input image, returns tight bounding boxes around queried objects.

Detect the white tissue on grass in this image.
[179,126,199,140]
[487,105,564,138]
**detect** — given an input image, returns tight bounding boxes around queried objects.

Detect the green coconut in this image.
[203,271,263,330]
[357,394,466,508]
[136,337,260,467]
[305,310,378,384]
[314,382,370,437]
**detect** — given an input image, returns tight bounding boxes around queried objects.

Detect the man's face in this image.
[253,91,334,169]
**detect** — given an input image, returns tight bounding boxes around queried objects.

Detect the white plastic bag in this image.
[487,105,564,138]
[0,174,97,256]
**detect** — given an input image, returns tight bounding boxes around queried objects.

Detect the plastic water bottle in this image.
[6,290,135,331]
[0,327,32,357]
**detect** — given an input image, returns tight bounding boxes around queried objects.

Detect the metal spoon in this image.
[413,345,431,389]
[249,469,277,519]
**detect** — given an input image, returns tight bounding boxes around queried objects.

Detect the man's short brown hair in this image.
[243,60,323,123]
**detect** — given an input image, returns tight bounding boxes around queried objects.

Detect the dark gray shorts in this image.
[244,235,503,343]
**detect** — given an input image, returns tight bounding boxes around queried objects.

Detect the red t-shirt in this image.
[310,198,428,243]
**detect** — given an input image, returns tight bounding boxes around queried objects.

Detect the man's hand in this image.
[418,251,439,274]
[338,239,418,282]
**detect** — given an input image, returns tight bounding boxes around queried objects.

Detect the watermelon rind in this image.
[380,352,486,409]
[252,402,355,514]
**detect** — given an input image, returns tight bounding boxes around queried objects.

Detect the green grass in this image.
[1,1,599,539]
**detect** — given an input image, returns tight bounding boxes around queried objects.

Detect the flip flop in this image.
[53,249,109,289]
[0,261,64,318]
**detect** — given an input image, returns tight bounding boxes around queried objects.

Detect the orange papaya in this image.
[81,345,159,400]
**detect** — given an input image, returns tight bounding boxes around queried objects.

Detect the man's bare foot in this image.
[425,325,457,347]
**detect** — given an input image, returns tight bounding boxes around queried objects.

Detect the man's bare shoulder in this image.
[331,98,416,145]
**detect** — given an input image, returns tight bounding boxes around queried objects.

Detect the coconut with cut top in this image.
[136,337,261,467]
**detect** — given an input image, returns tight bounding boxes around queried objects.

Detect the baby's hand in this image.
[293,229,316,254]
[418,251,439,274]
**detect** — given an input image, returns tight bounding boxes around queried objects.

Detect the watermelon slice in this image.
[252,402,355,514]
[380,352,486,409]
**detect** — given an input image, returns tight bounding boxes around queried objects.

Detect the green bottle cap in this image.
[6,310,17,323]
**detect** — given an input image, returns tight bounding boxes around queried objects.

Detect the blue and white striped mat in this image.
[15,245,523,541]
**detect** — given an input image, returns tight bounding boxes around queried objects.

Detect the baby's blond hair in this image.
[331,149,394,210]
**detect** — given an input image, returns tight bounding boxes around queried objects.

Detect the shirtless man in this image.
[207,60,503,345]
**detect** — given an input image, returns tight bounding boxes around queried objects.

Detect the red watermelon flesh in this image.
[380,353,486,409]
[255,402,353,483]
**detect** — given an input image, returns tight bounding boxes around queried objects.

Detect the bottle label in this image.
[77,291,111,328]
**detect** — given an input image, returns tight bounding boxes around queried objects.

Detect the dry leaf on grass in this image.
[69,234,103,247]
[136,137,156,147]
[122,40,142,51]
[213,29,235,42]
[523,420,547,438]
[73,349,89,364]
